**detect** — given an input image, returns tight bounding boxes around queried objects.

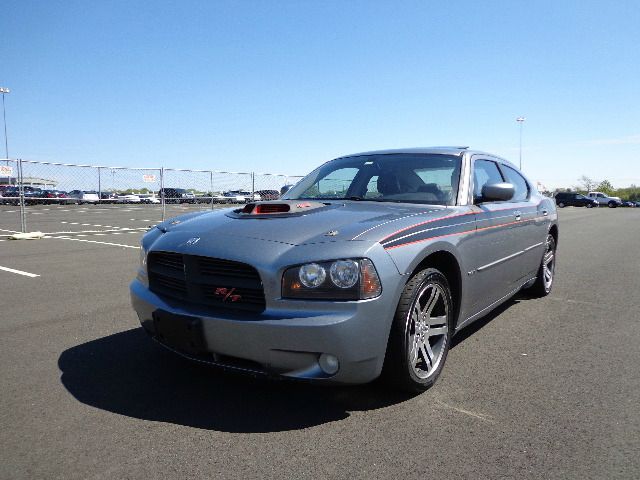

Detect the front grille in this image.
[148,251,265,314]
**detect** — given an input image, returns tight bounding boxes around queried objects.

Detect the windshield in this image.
[283,153,462,206]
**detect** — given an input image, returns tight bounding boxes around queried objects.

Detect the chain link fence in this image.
[0,158,303,234]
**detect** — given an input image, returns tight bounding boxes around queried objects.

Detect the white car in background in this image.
[223,190,260,203]
[68,190,100,204]
[138,194,160,204]
[117,194,142,203]
[586,191,622,208]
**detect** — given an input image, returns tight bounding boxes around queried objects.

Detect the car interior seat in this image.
[377,172,402,195]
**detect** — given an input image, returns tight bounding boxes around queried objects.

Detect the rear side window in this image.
[473,160,504,202]
[500,165,529,201]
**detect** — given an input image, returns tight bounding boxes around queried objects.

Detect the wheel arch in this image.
[548,223,559,246]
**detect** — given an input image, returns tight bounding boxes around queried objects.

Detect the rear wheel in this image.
[527,233,556,297]
[382,268,452,392]
[558,202,565,208]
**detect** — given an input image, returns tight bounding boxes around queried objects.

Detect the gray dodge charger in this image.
[131,147,558,391]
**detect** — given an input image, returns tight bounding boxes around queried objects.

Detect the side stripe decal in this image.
[383,218,546,250]
[380,203,542,245]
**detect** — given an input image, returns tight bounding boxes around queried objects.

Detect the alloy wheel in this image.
[543,235,556,291]
[409,283,449,379]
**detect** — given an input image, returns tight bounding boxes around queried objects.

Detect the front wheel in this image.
[608,201,617,208]
[557,202,565,208]
[526,233,556,297]
[586,203,593,208]
[382,268,453,392]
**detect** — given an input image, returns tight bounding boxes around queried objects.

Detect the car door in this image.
[497,162,546,281]
[465,158,531,315]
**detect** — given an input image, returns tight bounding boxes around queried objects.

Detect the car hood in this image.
[154,202,462,246]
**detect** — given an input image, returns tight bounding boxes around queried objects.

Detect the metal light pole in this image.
[0,87,9,164]
[516,116,526,170]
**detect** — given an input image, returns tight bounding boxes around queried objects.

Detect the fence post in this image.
[251,172,255,200]
[97,166,102,203]
[209,170,214,210]
[18,158,26,233]
[159,167,165,221]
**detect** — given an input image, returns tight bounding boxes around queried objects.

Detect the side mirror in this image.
[479,182,515,202]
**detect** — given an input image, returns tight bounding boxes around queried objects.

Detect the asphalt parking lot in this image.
[1,205,639,479]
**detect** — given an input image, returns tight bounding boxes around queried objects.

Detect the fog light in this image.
[318,353,339,375]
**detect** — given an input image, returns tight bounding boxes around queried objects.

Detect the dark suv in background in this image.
[554,192,598,208]
[159,188,196,204]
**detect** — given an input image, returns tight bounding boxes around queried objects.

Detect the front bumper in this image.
[130,279,398,384]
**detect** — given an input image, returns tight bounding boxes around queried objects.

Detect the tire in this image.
[558,202,565,208]
[608,201,617,208]
[586,203,593,208]
[526,233,556,297]
[382,268,453,392]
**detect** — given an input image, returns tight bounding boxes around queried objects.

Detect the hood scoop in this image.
[230,200,330,218]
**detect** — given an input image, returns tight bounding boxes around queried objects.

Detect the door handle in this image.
[514,210,521,221]
[542,209,549,216]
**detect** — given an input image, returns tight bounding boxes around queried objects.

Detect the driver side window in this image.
[473,160,504,203]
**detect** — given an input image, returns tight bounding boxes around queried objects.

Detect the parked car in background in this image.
[586,191,622,208]
[210,192,231,204]
[621,200,636,207]
[68,190,100,204]
[554,192,598,208]
[19,186,44,205]
[223,190,259,203]
[41,190,69,204]
[255,189,280,201]
[100,192,118,204]
[0,186,45,205]
[634,201,640,208]
[117,193,142,203]
[159,188,196,204]
[132,147,558,392]
[138,193,160,204]
[0,186,19,205]
[222,191,248,203]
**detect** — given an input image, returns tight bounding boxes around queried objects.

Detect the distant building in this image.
[0,176,58,188]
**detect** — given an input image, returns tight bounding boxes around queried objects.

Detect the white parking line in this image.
[49,236,138,249]
[0,265,40,278]
[31,228,147,235]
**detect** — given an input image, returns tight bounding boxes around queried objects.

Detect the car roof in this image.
[336,147,470,158]
[335,147,517,168]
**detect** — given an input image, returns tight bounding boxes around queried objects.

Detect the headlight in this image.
[282,258,381,300]
[299,263,326,288]
[329,260,359,288]
[139,244,147,268]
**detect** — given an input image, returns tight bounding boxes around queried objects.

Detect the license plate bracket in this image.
[152,310,207,356]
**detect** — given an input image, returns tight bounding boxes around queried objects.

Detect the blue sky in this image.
[2,0,639,189]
